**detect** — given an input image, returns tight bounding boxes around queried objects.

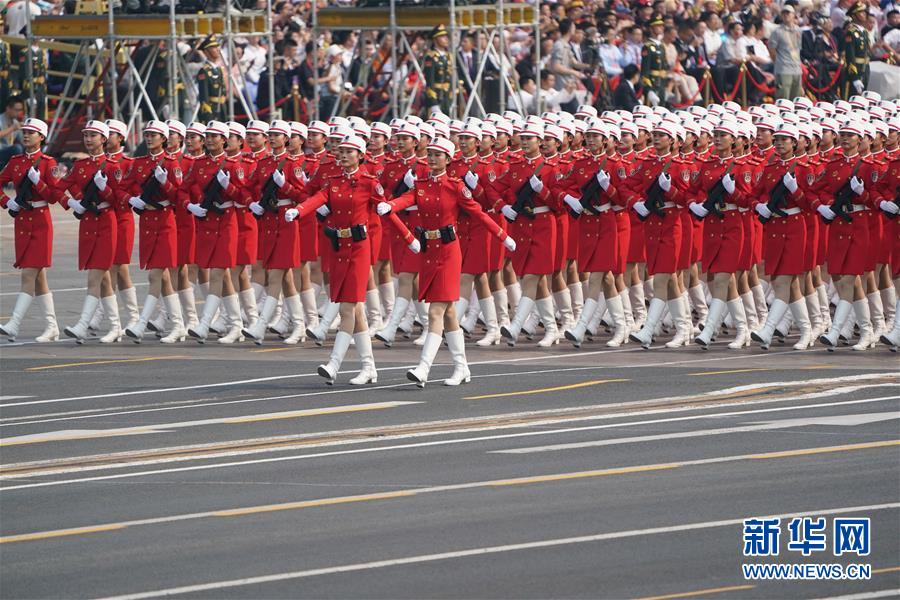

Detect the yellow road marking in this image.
[464,379,629,401]
[249,347,303,353]
[223,404,401,424]
[636,584,756,600]
[0,428,156,448]
[26,356,189,372]
[689,368,772,377]
[749,440,900,460]
[873,566,900,574]
[0,524,126,544]
[214,491,417,517]
[2,439,896,544]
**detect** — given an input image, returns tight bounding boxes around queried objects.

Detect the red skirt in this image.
[195,209,238,269]
[367,211,382,267]
[878,213,893,265]
[299,213,318,262]
[644,209,682,276]
[736,211,753,271]
[826,215,870,276]
[175,205,195,265]
[12,205,53,269]
[554,212,569,271]
[566,213,579,260]
[691,217,704,263]
[868,212,884,269]
[79,209,118,271]
[377,222,392,262]
[627,212,646,263]
[259,209,300,270]
[677,210,692,271]
[614,209,630,275]
[113,209,134,265]
[138,209,177,270]
[417,238,462,302]
[751,217,763,265]
[390,210,420,273]
[763,212,807,276]
[487,212,507,271]
[330,237,370,303]
[578,212,618,274]
[887,217,900,277]
[510,211,557,275]
[460,215,492,274]
[702,210,744,274]
[803,213,819,272]
[235,208,258,265]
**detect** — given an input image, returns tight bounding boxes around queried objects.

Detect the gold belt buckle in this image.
[424,230,441,240]
[337,227,352,238]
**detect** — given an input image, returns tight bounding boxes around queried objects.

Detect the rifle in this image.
[10,156,41,217]
[257,158,288,219]
[76,159,108,220]
[638,158,674,222]
[198,158,228,218]
[134,158,168,214]
[890,186,900,220]
[759,162,796,224]
[700,161,735,219]
[825,160,861,224]
[509,160,545,220]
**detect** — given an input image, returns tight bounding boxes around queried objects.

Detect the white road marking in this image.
[94,503,900,600]
[0,396,32,401]
[0,401,421,447]
[492,409,900,454]
[2,394,896,490]
[810,591,900,600]
[0,282,147,297]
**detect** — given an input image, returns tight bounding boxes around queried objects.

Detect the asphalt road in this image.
[1,209,899,600]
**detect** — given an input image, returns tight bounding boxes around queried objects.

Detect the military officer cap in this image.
[166,119,187,138]
[419,122,436,140]
[431,121,450,139]
[21,118,48,138]
[186,122,207,137]
[649,14,664,26]
[246,120,269,135]
[427,136,455,156]
[105,119,127,138]
[459,122,482,140]
[198,35,219,51]
[291,122,308,139]
[227,121,246,139]
[371,122,391,138]
[205,120,229,137]
[144,119,169,138]
[338,134,367,153]
[847,2,867,16]
[431,24,449,40]
[83,120,110,139]
[268,120,291,136]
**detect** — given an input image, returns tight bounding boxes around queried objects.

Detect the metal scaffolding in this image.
[311,0,539,121]
[18,2,274,153]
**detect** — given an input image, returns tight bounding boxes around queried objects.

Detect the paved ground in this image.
[1,209,899,599]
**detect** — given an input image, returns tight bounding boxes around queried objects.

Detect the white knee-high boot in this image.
[349,332,378,385]
[407,331,442,388]
[444,328,471,385]
[695,298,727,349]
[125,295,158,343]
[160,294,187,343]
[790,298,813,350]
[501,296,535,347]
[65,295,101,343]
[476,297,501,346]
[188,295,221,343]
[34,293,59,343]
[0,292,33,341]
[98,295,122,343]
[318,331,352,385]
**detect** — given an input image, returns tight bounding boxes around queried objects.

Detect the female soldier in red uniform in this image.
[296,135,414,386]
[171,121,206,331]
[118,121,185,343]
[183,121,246,343]
[378,136,515,387]
[54,120,121,343]
[0,118,59,343]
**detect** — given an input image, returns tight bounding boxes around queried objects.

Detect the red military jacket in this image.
[449,151,506,211]
[181,152,244,206]
[238,150,300,206]
[619,152,688,209]
[117,151,182,207]
[751,155,810,211]
[380,153,428,201]
[555,152,623,208]
[106,149,134,214]
[52,153,118,207]
[805,153,879,211]
[0,150,58,208]
[476,152,561,214]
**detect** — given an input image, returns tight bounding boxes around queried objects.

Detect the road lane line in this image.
[0,282,148,297]
[688,368,772,377]
[809,591,900,600]
[872,566,900,574]
[2,442,897,541]
[464,379,630,400]
[91,503,900,600]
[25,356,189,372]
[4,395,898,486]
[636,584,756,600]
[0,401,421,447]
[1,343,830,408]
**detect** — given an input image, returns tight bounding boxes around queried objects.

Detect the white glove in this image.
[93,170,107,192]
[564,193,583,214]
[689,202,708,218]
[782,172,798,194]
[722,174,735,195]
[529,174,543,193]
[284,208,299,222]
[647,90,660,107]
[7,198,20,212]
[503,236,517,252]
[68,198,86,215]
[633,201,649,218]
[300,170,309,184]
[464,171,478,189]
[273,169,286,188]
[403,169,416,189]
[850,176,864,196]
[408,239,421,254]
[316,204,331,217]
[880,200,899,214]
[154,165,168,184]
[27,166,40,185]
[128,196,146,210]
[657,172,671,192]
[853,79,864,94]
[187,203,207,218]
[376,201,392,216]
[216,170,230,190]
[596,170,610,191]
[755,203,772,219]
[501,205,518,221]
[817,204,835,221]
[249,201,264,216]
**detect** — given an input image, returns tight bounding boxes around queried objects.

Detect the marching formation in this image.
[2,96,899,386]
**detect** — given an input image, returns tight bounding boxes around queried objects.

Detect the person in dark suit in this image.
[613,64,641,111]
[457,34,479,93]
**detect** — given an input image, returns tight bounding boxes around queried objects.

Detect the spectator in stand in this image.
[613,63,641,111]
[770,5,803,100]
[622,26,645,67]
[0,95,24,168]
[598,25,625,78]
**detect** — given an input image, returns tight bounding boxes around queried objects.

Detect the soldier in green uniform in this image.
[640,15,668,107]
[16,43,47,120]
[842,1,871,98]
[0,40,11,111]
[423,24,452,116]
[196,36,227,123]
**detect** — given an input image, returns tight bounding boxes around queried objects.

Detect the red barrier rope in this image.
[802,63,844,94]
[233,95,292,120]
[709,67,745,102]
[743,63,775,95]
[670,71,708,108]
